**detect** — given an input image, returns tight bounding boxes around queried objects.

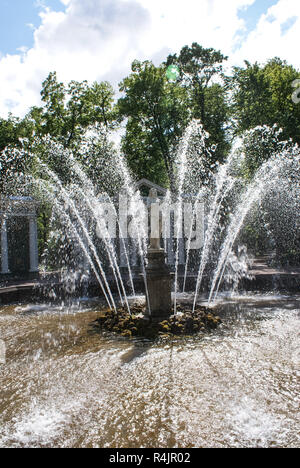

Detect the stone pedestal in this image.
[145,248,172,321]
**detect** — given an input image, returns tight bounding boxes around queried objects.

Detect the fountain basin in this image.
[0,293,299,448]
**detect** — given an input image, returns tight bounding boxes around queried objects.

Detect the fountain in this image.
[1,122,299,310]
[0,122,299,448]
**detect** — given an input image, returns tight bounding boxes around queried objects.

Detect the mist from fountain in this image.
[7,121,300,312]
[32,175,118,311]
[207,145,300,304]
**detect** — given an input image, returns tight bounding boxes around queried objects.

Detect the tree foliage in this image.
[118,60,191,190]
[229,58,300,145]
[118,44,231,190]
[166,43,230,163]
[0,114,34,152]
[29,71,116,148]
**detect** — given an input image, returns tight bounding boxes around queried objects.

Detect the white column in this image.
[29,216,39,272]
[1,217,10,274]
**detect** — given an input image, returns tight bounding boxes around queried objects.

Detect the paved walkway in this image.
[249,256,300,276]
[0,258,299,301]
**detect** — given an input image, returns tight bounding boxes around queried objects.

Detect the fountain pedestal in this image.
[145,248,172,321]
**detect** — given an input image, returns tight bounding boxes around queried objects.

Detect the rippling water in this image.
[0,294,299,448]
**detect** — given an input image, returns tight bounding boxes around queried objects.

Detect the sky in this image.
[0,0,299,118]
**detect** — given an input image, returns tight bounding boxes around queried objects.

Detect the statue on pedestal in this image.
[145,188,172,320]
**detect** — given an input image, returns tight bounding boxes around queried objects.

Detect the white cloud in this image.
[231,0,300,67]
[0,0,299,118]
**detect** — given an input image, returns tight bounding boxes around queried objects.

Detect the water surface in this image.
[0,294,299,448]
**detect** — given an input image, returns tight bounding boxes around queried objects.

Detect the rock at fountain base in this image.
[145,248,172,321]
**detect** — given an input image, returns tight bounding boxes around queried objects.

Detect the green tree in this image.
[237,125,294,179]
[28,72,117,148]
[229,58,300,145]
[118,60,191,190]
[0,113,34,152]
[0,113,35,193]
[166,43,230,162]
[0,145,33,194]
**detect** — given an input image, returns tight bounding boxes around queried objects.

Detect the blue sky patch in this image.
[233,0,277,51]
[0,0,65,56]
[280,16,297,35]
[238,0,277,33]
